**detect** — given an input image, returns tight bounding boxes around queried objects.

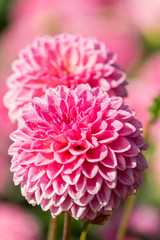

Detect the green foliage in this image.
[0,0,14,33]
[148,94,160,123]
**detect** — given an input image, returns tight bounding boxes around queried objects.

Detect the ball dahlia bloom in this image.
[9,84,147,222]
[4,33,126,122]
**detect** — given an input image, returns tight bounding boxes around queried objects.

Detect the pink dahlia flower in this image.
[0,202,42,240]
[4,33,126,121]
[9,85,147,222]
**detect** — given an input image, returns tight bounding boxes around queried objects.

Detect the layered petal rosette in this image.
[9,85,147,222]
[4,33,126,121]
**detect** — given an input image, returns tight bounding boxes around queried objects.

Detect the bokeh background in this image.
[0,0,160,239]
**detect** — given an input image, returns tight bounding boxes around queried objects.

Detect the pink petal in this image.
[28,167,45,183]
[54,151,77,164]
[126,157,137,168]
[63,155,85,174]
[91,120,108,137]
[99,165,117,182]
[82,161,99,178]
[137,153,148,170]
[117,154,126,171]
[97,183,111,206]
[89,196,103,212]
[46,161,64,180]
[86,144,108,162]
[61,195,73,211]
[86,208,97,220]
[75,191,94,206]
[31,140,51,152]
[118,122,136,136]
[52,192,67,207]
[35,152,54,166]
[123,139,140,157]
[41,198,53,211]
[50,206,63,217]
[61,168,81,185]
[68,185,85,200]
[18,151,35,165]
[118,168,134,185]
[101,148,117,168]
[98,131,118,144]
[53,176,68,195]
[109,136,131,153]
[110,120,123,131]
[75,174,86,192]
[86,174,103,195]
[70,205,87,220]
[114,182,127,199]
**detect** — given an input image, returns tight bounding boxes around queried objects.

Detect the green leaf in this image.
[148,94,160,123]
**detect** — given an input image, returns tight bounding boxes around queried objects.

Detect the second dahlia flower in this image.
[9,84,147,222]
[4,33,126,121]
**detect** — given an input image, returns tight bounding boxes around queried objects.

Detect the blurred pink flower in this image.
[125,53,160,129]
[115,0,160,31]
[0,0,99,67]
[0,0,142,71]
[114,0,160,47]
[9,84,147,222]
[128,205,160,237]
[139,53,160,93]
[125,78,155,129]
[0,74,16,136]
[67,11,142,71]
[0,202,42,240]
[0,76,16,196]
[99,204,159,240]
[4,33,126,122]
[125,54,160,192]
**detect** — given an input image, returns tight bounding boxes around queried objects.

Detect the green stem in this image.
[116,195,136,240]
[79,222,90,240]
[144,120,152,142]
[62,213,72,240]
[47,216,59,240]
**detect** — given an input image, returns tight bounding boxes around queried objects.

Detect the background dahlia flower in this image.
[0,0,142,72]
[4,33,126,122]
[9,84,147,222]
[98,204,160,240]
[125,52,160,129]
[0,78,16,196]
[0,202,42,240]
